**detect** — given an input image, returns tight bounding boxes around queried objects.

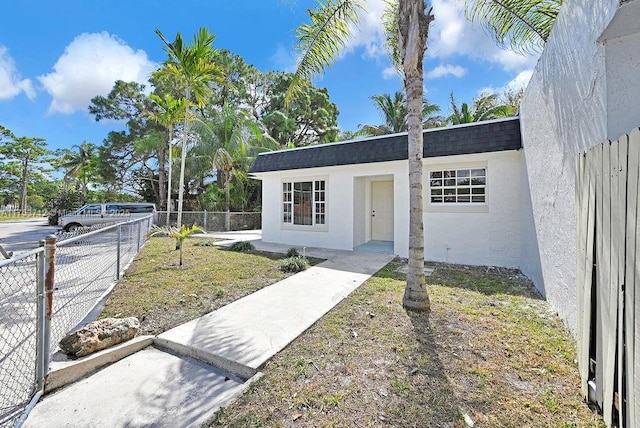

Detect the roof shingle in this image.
[250,117,521,173]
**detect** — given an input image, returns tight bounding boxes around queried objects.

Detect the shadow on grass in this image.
[384,310,462,425]
[387,259,544,300]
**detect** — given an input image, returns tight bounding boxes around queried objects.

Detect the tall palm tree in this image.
[194,103,277,230]
[147,93,186,227]
[154,27,226,228]
[289,0,433,312]
[465,0,562,54]
[359,91,442,136]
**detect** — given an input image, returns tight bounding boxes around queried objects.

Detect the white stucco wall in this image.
[602,1,640,140]
[256,150,524,269]
[423,151,522,268]
[519,0,622,334]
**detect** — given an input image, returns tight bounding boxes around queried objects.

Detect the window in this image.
[429,168,486,204]
[283,180,326,226]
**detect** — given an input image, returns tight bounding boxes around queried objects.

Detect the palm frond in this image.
[287,0,364,104]
[465,0,562,54]
[382,0,401,77]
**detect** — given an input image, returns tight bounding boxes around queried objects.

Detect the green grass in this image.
[100,237,316,335]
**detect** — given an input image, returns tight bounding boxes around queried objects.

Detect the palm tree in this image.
[359,91,442,136]
[151,224,203,267]
[194,103,277,230]
[465,0,562,54]
[62,142,100,204]
[289,0,433,312]
[146,93,187,228]
[154,27,226,228]
[447,92,511,125]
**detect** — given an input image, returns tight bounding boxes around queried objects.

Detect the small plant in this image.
[228,241,255,252]
[280,255,308,273]
[149,224,204,267]
[286,247,300,258]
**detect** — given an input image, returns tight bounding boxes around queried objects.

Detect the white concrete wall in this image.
[257,150,523,269]
[423,151,523,268]
[260,161,404,251]
[602,1,640,140]
[519,0,621,333]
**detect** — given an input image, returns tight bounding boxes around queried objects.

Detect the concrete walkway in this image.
[23,238,394,427]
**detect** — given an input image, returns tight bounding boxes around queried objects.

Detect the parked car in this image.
[58,202,157,232]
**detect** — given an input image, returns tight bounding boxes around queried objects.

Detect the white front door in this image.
[371,181,394,241]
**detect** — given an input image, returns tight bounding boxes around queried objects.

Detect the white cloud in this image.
[38,32,157,114]
[271,45,297,73]
[0,46,35,100]
[343,0,388,60]
[506,69,533,91]
[478,69,533,96]
[382,66,399,80]
[428,0,539,72]
[427,64,466,79]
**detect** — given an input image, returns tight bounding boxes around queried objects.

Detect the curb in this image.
[45,336,154,393]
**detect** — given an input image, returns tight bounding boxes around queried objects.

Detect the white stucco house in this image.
[250,117,524,268]
[250,0,640,335]
[250,2,639,422]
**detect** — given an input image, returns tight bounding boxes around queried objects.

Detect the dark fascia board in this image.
[249,116,522,174]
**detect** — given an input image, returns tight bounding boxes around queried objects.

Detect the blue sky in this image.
[0,0,538,153]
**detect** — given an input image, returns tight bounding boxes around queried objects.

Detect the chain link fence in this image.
[156,211,261,231]
[0,216,153,427]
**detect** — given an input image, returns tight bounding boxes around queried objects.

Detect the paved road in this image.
[0,218,60,255]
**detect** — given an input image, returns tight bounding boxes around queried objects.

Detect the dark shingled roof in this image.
[250,117,521,174]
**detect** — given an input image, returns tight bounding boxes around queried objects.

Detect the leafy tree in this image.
[289,0,434,311]
[447,91,511,125]
[89,81,160,197]
[261,73,339,147]
[0,131,49,213]
[358,91,442,136]
[154,27,226,228]
[465,0,562,54]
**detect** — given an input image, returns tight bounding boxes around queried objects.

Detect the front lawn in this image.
[211,261,603,427]
[100,237,313,335]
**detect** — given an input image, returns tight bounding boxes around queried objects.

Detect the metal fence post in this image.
[35,240,46,391]
[203,210,207,231]
[116,225,121,280]
[42,234,56,385]
[136,220,141,251]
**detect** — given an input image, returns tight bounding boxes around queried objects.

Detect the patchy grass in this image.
[100,237,319,335]
[211,260,603,428]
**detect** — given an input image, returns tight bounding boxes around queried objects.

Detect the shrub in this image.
[229,241,255,252]
[280,256,308,273]
[286,247,300,258]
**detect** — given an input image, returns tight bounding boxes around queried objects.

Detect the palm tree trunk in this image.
[166,128,173,229]
[399,0,432,312]
[177,87,190,229]
[158,142,167,212]
[225,167,231,231]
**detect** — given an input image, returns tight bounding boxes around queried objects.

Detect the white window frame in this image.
[426,162,489,213]
[281,177,328,230]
